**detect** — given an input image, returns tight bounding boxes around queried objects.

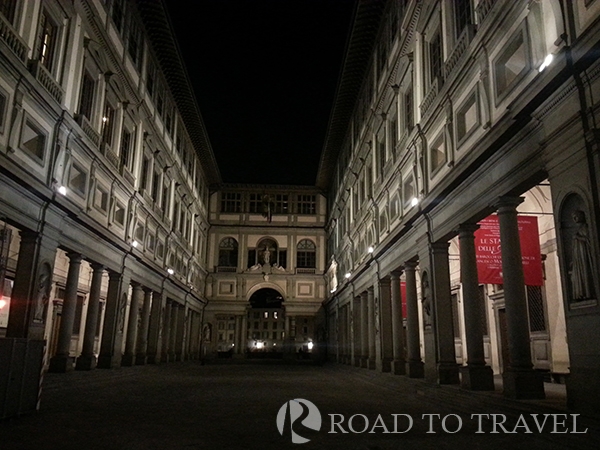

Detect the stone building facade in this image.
[318,0,600,414]
[1,0,600,419]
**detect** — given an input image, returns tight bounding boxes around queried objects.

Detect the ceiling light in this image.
[167,268,174,275]
[410,197,419,207]
[57,185,67,196]
[344,272,351,279]
[367,246,374,253]
[131,240,139,248]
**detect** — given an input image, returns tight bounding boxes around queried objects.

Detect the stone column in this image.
[161,299,172,362]
[135,288,153,365]
[175,305,186,361]
[353,297,361,366]
[6,230,57,340]
[98,269,131,369]
[497,196,545,399]
[349,299,355,364]
[168,301,179,361]
[240,312,247,356]
[390,271,406,375]
[431,242,460,384]
[367,287,376,369]
[121,282,142,366]
[378,277,393,372]
[147,291,166,364]
[76,263,104,370]
[234,315,242,355]
[360,291,368,368]
[404,262,424,377]
[49,252,82,372]
[458,224,495,390]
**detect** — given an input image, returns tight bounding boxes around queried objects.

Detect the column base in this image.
[391,359,406,375]
[75,355,97,371]
[48,355,73,373]
[354,356,362,367]
[503,368,545,399]
[360,357,369,368]
[380,357,392,373]
[146,354,160,364]
[460,365,495,391]
[437,362,460,384]
[135,353,147,365]
[97,354,122,369]
[121,353,135,366]
[406,360,424,378]
[367,358,376,370]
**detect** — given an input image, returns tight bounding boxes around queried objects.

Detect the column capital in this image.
[430,241,450,254]
[390,270,403,280]
[378,277,391,288]
[90,262,105,272]
[131,281,142,289]
[143,286,153,294]
[66,252,83,263]
[457,223,480,236]
[496,195,524,211]
[404,260,418,270]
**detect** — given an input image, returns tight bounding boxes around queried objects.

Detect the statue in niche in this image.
[263,246,271,265]
[330,256,338,291]
[569,209,596,301]
[203,324,212,342]
[33,264,52,322]
[421,275,432,326]
[118,292,128,333]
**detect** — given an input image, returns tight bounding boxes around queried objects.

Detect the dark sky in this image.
[164,0,357,186]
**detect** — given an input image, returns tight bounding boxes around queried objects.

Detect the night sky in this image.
[163,0,357,186]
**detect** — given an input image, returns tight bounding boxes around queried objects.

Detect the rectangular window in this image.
[161,183,169,214]
[297,195,316,215]
[0,89,7,132]
[274,194,289,214]
[0,0,17,25]
[151,169,160,202]
[21,119,46,161]
[146,59,155,97]
[94,184,108,213]
[79,71,95,120]
[68,162,87,196]
[430,134,446,174]
[456,92,479,142]
[404,86,413,131]
[140,156,150,191]
[127,17,142,68]
[402,175,415,207]
[278,249,287,268]
[429,31,442,86]
[37,10,58,73]
[389,114,398,158]
[119,128,132,169]
[527,285,546,332]
[111,0,125,33]
[454,0,472,39]
[113,200,125,226]
[249,193,261,213]
[101,102,116,147]
[221,192,242,213]
[494,26,529,99]
[451,293,461,338]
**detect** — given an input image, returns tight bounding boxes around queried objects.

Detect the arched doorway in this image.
[247,288,285,358]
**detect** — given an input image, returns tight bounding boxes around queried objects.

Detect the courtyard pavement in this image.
[1,360,599,450]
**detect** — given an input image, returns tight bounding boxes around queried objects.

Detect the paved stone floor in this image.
[1,361,599,450]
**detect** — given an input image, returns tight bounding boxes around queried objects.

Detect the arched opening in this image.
[247,288,285,357]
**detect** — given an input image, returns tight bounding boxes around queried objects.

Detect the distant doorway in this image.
[247,288,285,358]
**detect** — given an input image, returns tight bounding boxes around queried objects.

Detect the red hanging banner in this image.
[474,215,544,286]
[401,281,407,318]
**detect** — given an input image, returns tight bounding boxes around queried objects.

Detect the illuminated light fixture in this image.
[255,341,264,349]
[410,197,419,207]
[131,240,139,248]
[307,341,314,350]
[367,246,374,254]
[344,272,351,279]
[57,185,67,196]
[539,54,553,72]
[0,299,6,309]
[102,116,108,123]
[167,268,174,275]
[231,343,235,347]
